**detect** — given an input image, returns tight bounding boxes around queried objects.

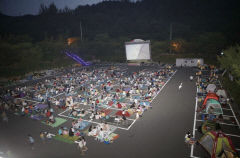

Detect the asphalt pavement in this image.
[0,67,198,158]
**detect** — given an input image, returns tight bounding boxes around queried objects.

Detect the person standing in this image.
[28,134,35,150]
[47,98,51,109]
[40,132,45,144]
[82,136,88,152]
[75,137,84,155]
[190,76,193,81]
[178,82,183,90]
[2,111,8,123]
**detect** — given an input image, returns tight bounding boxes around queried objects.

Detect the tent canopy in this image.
[199,131,238,158]
[203,93,219,106]
[207,84,217,93]
[216,89,227,99]
[206,99,223,115]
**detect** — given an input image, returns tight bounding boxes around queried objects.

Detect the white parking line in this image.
[196,119,238,127]
[219,81,240,129]
[127,119,137,130]
[151,70,177,103]
[198,112,235,118]
[225,133,240,138]
[16,98,42,103]
[50,92,65,98]
[57,71,177,131]
[222,108,231,111]
[190,87,198,157]
[59,111,130,130]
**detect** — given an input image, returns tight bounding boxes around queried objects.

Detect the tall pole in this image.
[169,23,172,54]
[80,21,83,41]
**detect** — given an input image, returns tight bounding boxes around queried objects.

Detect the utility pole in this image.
[169,23,173,54]
[80,21,83,41]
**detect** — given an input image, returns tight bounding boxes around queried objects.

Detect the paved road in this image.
[0,67,197,158]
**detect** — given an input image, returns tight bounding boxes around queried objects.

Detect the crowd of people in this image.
[0,64,175,154]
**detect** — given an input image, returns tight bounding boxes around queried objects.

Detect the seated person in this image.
[88,126,97,136]
[69,127,74,137]
[114,116,120,123]
[96,128,104,142]
[49,114,56,124]
[75,130,81,136]
[95,112,101,120]
[63,127,68,135]
[185,132,196,144]
[72,110,78,117]
[46,132,54,139]
[101,112,106,118]
[89,112,95,120]
[102,122,110,131]
[58,127,63,135]
[78,110,86,117]
[46,110,51,117]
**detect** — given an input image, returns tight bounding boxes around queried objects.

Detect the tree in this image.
[218,45,240,85]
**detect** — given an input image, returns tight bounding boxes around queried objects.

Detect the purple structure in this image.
[65,51,91,66]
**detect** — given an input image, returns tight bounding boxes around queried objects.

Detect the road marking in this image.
[57,70,177,131]
[196,119,238,127]
[58,112,129,130]
[16,98,42,103]
[151,70,177,103]
[50,92,65,98]
[225,133,240,138]
[127,119,137,130]
[198,112,234,118]
[190,87,198,157]
[219,81,240,129]
[222,108,232,111]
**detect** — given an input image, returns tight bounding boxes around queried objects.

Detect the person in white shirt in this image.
[179,82,183,90]
[75,137,85,155]
[97,128,104,142]
[190,76,193,81]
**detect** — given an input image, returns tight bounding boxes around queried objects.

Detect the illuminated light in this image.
[67,37,79,46]
[171,42,180,50]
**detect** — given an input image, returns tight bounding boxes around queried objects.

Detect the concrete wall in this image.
[176,58,204,67]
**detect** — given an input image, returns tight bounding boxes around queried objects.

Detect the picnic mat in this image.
[30,114,44,120]
[35,104,48,110]
[108,133,119,141]
[115,110,130,117]
[42,117,67,128]
[117,97,125,102]
[53,134,79,144]
[75,121,90,130]
[140,101,150,106]
[109,125,117,133]
[101,109,112,115]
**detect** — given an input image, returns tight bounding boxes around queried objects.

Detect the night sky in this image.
[0,0,104,16]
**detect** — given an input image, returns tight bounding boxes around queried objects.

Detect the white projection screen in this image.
[125,40,151,61]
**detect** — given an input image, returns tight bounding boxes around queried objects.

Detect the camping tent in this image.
[201,120,217,134]
[205,99,223,115]
[203,93,219,106]
[199,131,238,158]
[199,93,219,112]
[217,89,227,99]
[207,84,217,93]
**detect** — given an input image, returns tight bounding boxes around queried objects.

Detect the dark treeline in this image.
[0,0,240,77]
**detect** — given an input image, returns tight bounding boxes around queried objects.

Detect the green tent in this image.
[205,99,223,115]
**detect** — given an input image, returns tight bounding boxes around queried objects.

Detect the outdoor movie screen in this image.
[125,42,151,60]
